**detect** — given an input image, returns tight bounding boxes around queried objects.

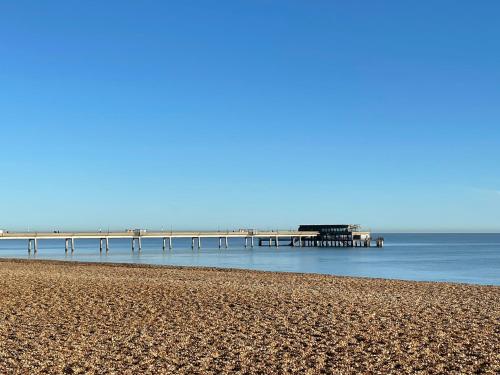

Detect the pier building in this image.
[298,224,375,247]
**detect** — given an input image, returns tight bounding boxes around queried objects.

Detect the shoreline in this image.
[0,257,498,287]
[0,259,498,373]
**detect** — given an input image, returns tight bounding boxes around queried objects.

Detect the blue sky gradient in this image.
[1,1,499,232]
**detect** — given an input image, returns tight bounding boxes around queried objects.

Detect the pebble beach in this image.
[0,259,498,374]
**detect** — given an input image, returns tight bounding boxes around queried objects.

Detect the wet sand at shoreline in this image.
[0,259,498,374]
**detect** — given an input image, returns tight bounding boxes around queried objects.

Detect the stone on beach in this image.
[0,260,498,374]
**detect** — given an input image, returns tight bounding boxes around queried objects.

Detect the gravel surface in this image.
[0,259,498,374]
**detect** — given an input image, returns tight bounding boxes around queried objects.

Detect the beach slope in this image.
[0,260,498,374]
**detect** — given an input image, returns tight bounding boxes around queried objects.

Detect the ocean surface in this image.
[0,233,498,285]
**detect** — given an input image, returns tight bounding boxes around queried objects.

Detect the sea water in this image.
[0,233,498,285]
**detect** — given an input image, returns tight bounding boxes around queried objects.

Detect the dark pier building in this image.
[257,224,382,247]
[298,224,376,247]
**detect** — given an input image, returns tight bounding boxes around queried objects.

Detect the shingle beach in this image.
[0,259,498,374]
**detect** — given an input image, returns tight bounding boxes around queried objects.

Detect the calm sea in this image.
[0,233,498,285]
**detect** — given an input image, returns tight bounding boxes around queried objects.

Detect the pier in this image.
[0,229,318,254]
[0,225,383,253]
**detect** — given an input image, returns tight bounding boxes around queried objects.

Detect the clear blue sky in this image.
[1,1,499,232]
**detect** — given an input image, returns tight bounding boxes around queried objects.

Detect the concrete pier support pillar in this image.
[131,238,135,251]
[65,239,69,253]
[269,237,272,247]
[299,237,302,247]
[197,237,201,249]
[28,239,32,253]
[162,238,166,251]
[192,237,195,249]
[251,236,254,247]
[225,237,228,248]
[70,238,74,253]
[275,236,279,247]
[99,238,103,253]
[219,237,222,248]
[245,237,248,248]
[34,238,38,253]
[138,237,142,252]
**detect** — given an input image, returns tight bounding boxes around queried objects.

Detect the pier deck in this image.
[0,230,317,240]
[0,230,320,253]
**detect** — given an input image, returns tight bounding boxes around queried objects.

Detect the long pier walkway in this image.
[0,230,320,254]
